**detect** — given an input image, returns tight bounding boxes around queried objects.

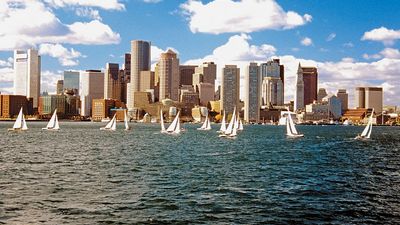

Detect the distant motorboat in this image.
[355,109,373,140]
[8,107,28,131]
[100,114,116,131]
[286,113,304,138]
[42,109,60,131]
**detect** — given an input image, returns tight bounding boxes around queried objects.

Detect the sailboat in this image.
[100,114,117,131]
[8,107,28,131]
[355,109,374,140]
[160,109,167,133]
[42,109,60,130]
[218,111,227,133]
[286,113,303,138]
[124,110,131,130]
[165,111,181,134]
[238,118,244,131]
[220,108,237,138]
[197,114,212,130]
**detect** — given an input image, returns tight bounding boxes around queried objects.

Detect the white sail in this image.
[166,111,180,134]
[225,108,236,135]
[198,114,212,130]
[43,109,59,130]
[124,110,130,130]
[13,107,23,129]
[175,113,181,134]
[22,115,28,130]
[238,119,244,131]
[205,117,211,130]
[111,115,117,131]
[286,114,303,137]
[234,113,239,130]
[219,112,226,133]
[359,109,373,139]
[288,115,299,135]
[54,114,60,130]
[160,109,166,132]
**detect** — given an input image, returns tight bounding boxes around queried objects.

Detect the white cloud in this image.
[43,0,125,10]
[150,45,180,69]
[0,0,120,50]
[362,26,400,45]
[180,0,312,34]
[75,7,101,20]
[41,70,63,94]
[0,67,13,83]
[363,53,381,60]
[326,33,336,42]
[143,0,162,3]
[301,37,313,46]
[184,34,400,106]
[39,43,83,66]
[380,48,400,59]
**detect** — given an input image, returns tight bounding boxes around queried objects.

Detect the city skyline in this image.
[0,0,399,107]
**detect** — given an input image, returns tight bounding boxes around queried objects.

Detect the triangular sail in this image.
[167,111,179,132]
[360,110,374,138]
[225,108,236,135]
[205,117,211,130]
[219,112,226,132]
[160,109,166,132]
[239,119,243,130]
[124,110,130,130]
[104,115,115,129]
[54,114,60,130]
[13,107,23,129]
[288,114,299,135]
[46,109,57,129]
[200,114,208,129]
[22,114,28,130]
[175,112,181,134]
[111,115,117,131]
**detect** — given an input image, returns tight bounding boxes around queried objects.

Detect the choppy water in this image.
[1,122,400,224]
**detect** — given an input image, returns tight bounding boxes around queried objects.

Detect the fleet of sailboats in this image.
[8,107,28,131]
[286,113,304,138]
[42,109,60,131]
[355,109,374,140]
[219,108,238,138]
[197,114,212,130]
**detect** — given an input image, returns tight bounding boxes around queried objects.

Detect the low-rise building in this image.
[38,95,66,116]
[0,95,33,118]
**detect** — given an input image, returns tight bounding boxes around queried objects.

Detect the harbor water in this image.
[1,122,400,224]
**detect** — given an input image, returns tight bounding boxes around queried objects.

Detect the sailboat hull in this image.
[42,128,59,131]
[286,134,304,138]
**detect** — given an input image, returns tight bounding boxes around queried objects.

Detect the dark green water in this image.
[1,122,400,224]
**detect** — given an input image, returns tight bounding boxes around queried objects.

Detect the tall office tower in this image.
[196,62,217,84]
[56,80,64,95]
[179,65,197,86]
[260,59,284,106]
[14,49,41,109]
[356,87,383,113]
[128,40,151,109]
[317,88,328,102]
[79,70,104,117]
[337,89,348,112]
[104,63,121,100]
[295,63,318,110]
[262,77,283,106]
[124,53,131,83]
[64,70,80,94]
[159,49,180,101]
[140,71,155,91]
[221,65,240,115]
[244,63,260,123]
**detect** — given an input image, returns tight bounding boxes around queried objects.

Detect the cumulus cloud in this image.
[43,0,125,10]
[362,26,400,45]
[183,34,400,106]
[75,7,101,20]
[0,0,120,50]
[39,43,83,66]
[363,48,400,60]
[301,37,313,46]
[180,0,312,34]
[41,70,63,94]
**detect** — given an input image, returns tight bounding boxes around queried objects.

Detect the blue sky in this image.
[0,0,399,106]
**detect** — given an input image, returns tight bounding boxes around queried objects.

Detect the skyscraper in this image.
[295,63,318,110]
[260,59,284,106]
[139,71,155,91]
[64,70,80,94]
[337,89,348,112]
[80,70,104,117]
[159,49,180,101]
[14,49,41,109]
[244,63,260,123]
[179,65,197,86]
[128,40,151,109]
[221,65,240,115]
[104,63,121,100]
[356,87,383,113]
[56,80,64,95]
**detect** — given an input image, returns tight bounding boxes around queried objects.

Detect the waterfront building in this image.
[64,70,80,95]
[128,40,151,109]
[159,50,180,101]
[38,95,66,116]
[134,91,152,109]
[13,49,41,109]
[337,89,349,112]
[295,63,318,110]
[0,95,33,118]
[104,63,121,101]
[92,99,116,121]
[221,65,240,116]
[244,62,260,123]
[317,88,328,102]
[64,90,80,117]
[260,59,284,103]
[56,80,64,95]
[262,77,283,106]
[180,90,199,106]
[198,83,214,106]
[79,70,104,117]
[179,65,197,86]
[356,87,383,114]
[209,100,221,113]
